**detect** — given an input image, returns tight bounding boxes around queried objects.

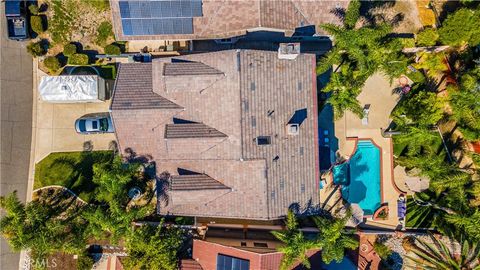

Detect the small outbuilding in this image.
[38,75,107,103]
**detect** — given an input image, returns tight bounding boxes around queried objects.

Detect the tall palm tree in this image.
[445,210,480,242]
[407,233,480,270]
[322,70,364,119]
[317,0,406,80]
[271,211,321,270]
[312,215,359,264]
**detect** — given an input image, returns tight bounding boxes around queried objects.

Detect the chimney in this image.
[287,123,300,135]
[278,43,300,60]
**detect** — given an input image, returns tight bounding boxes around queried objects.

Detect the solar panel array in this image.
[119,0,203,36]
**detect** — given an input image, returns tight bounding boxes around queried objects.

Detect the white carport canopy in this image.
[38,75,104,103]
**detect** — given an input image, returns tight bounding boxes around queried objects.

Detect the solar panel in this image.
[119,0,202,35]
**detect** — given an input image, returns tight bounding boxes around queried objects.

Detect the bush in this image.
[68,54,89,65]
[374,241,392,260]
[95,21,114,46]
[63,43,77,56]
[76,253,95,270]
[438,8,480,46]
[104,44,121,55]
[26,41,47,57]
[30,16,45,34]
[43,56,61,71]
[416,28,439,47]
[28,4,39,15]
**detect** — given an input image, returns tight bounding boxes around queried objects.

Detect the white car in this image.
[75,112,114,134]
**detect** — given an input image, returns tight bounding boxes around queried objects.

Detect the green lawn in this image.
[34,151,113,202]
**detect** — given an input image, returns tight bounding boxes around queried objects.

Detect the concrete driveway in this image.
[34,94,117,163]
[1,4,33,270]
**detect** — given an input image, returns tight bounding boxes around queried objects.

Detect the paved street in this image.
[1,4,34,269]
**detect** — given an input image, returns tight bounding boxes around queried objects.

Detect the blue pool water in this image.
[333,140,381,215]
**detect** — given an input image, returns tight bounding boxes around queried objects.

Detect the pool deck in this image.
[330,73,404,228]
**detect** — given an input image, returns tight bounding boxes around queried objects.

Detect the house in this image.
[110,49,320,220]
[109,0,349,41]
[190,226,360,270]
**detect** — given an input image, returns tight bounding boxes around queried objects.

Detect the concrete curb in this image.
[19,58,38,270]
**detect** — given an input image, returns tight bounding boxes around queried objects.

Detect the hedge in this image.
[43,56,61,71]
[68,54,89,65]
[30,16,45,34]
[63,43,77,56]
[104,44,121,55]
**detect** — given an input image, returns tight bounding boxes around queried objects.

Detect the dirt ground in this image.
[38,0,115,56]
[361,0,423,33]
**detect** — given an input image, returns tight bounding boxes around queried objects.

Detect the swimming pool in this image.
[333,140,381,215]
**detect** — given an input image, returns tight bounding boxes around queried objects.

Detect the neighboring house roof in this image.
[192,239,323,270]
[111,50,319,220]
[110,0,349,40]
[179,259,204,270]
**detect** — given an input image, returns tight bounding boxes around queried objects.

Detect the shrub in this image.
[43,56,61,71]
[416,28,439,47]
[76,253,95,270]
[28,4,39,15]
[374,241,392,260]
[30,16,45,34]
[63,43,77,56]
[438,8,480,46]
[104,44,121,55]
[95,21,114,46]
[26,41,47,57]
[68,54,89,65]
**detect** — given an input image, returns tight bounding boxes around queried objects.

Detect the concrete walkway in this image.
[0,5,34,269]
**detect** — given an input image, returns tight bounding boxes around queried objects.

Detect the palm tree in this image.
[83,156,153,243]
[317,0,407,80]
[322,70,364,119]
[407,233,480,270]
[271,211,321,270]
[123,221,184,270]
[312,215,359,264]
[445,210,480,242]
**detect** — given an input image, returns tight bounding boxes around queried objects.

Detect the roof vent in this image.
[287,123,300,136]
[278,43,300,60]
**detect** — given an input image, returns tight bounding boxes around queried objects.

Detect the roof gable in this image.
[111,63,181,110]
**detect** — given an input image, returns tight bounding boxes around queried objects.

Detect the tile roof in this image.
[179,259,204,270]
[170,174,230,190]
[165,123,227,139]
[111,50,319,220]
[110,0,349,41]
[163,62,224,76]
[111,63,182,110]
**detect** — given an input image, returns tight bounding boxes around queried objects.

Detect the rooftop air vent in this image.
[278,43,300,60]
[287,123,300,135]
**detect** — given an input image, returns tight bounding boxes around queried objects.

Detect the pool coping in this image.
[345,137,384,217]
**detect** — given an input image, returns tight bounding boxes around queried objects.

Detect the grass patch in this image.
[95,21,114,46]
[34,151,114,202]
